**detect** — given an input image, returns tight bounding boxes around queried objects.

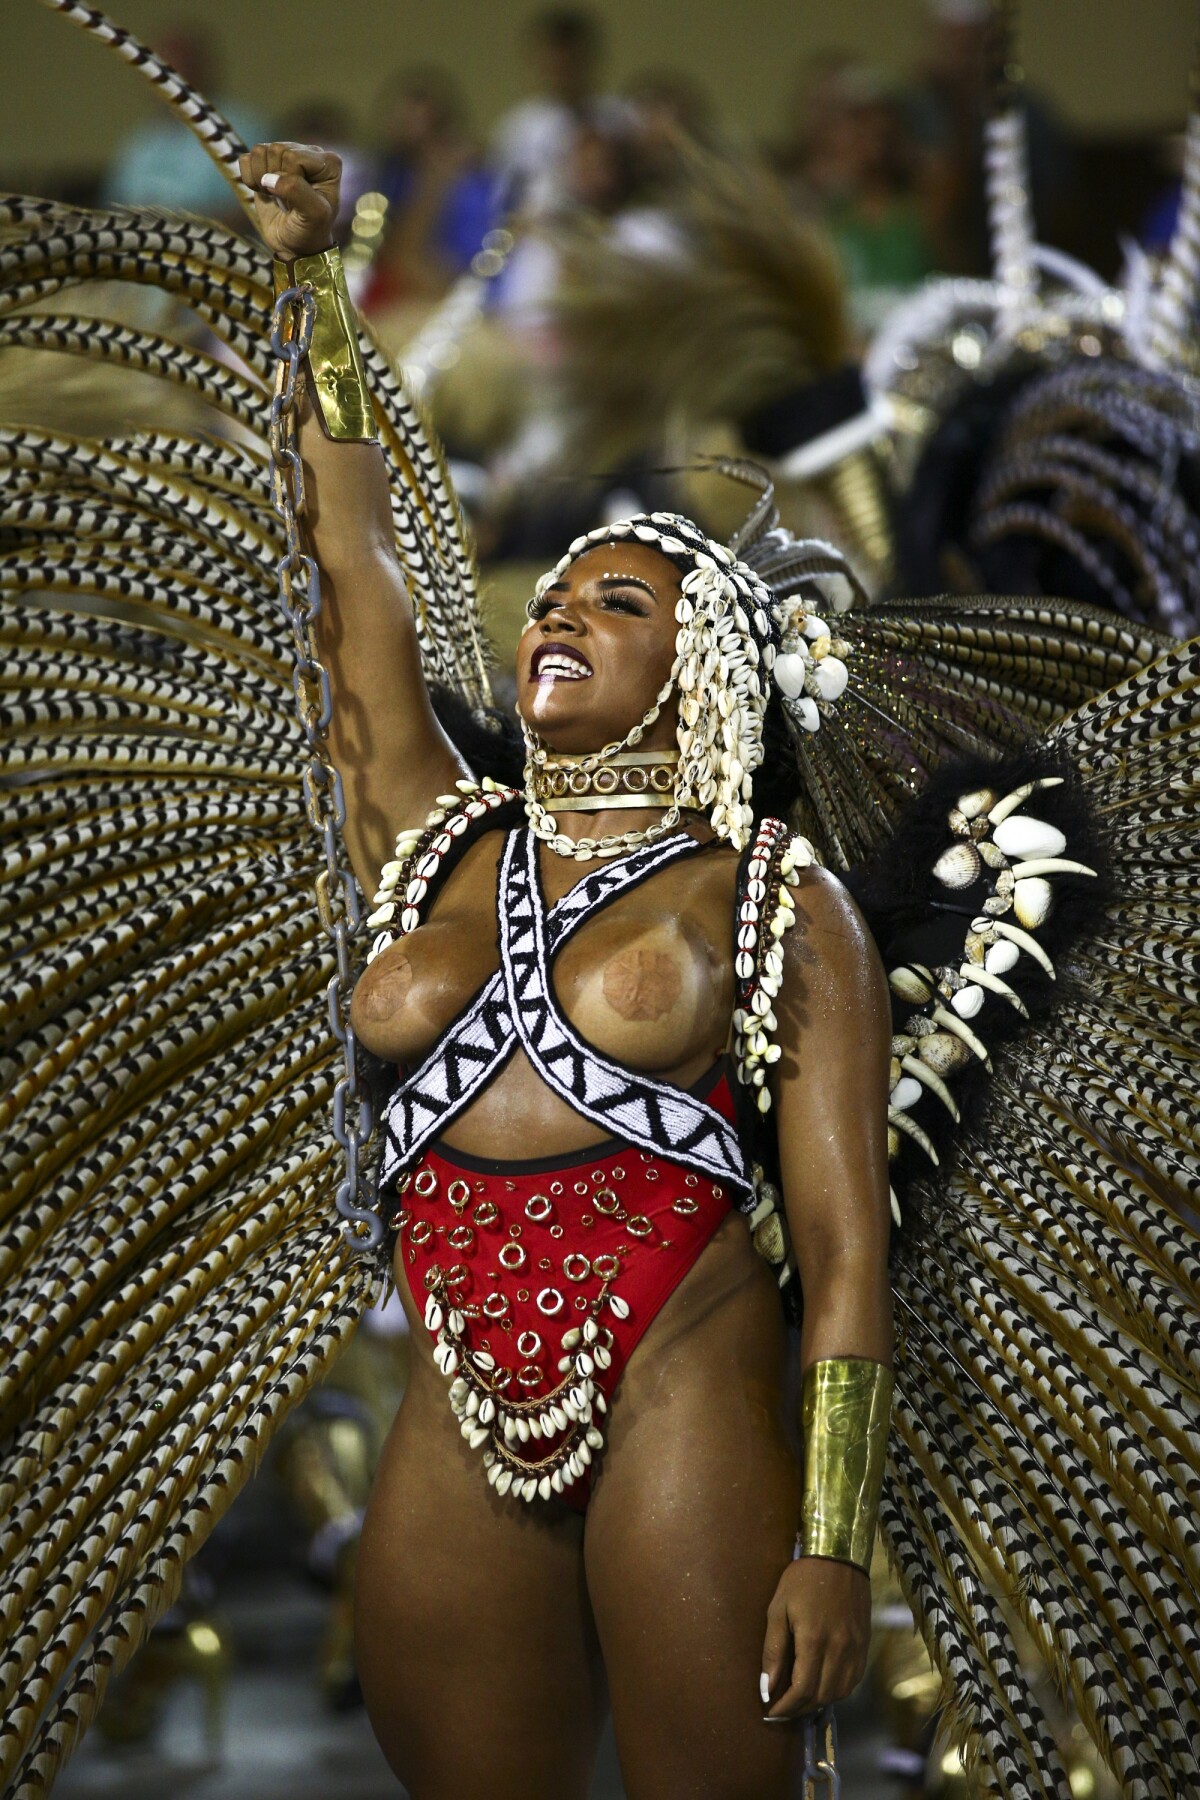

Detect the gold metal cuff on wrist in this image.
[800,1357,893,1573]
[272,245,377,442]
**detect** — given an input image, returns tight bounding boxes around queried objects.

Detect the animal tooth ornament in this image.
[0,6,1198,1799]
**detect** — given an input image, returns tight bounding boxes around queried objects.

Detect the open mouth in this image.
[531,643,592,682]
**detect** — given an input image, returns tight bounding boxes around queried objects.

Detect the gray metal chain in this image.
[802,1710,840,1800]
[269,282,382,1253]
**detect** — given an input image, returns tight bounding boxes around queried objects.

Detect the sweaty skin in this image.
[245,138,893,1800]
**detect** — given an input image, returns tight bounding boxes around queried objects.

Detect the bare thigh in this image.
[356,1361,606,1800]
[583,1216,803,1800]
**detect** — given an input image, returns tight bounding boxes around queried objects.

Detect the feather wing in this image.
[1,14,490,1781]
[881,640,1200,1798]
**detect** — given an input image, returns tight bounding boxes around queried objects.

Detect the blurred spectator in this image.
[781,62,934,332]
[367,67,496,304]
[100,26,268,223]
[774,51,858,208]
[567,121,644,220]
[491,8,626,217]
[906,0,1074,275]
[491,113,652,333]
[825,71,932,291]
[626,70,717,173]
[624,69,718,226]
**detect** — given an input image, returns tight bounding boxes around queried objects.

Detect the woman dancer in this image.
[3,10,1197,1799]
[244,136,893,1799]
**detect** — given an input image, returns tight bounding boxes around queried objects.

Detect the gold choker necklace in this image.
[533,748,680,814]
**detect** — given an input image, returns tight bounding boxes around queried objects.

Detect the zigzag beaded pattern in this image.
[498,830,751,1196]
[380,829,711,1184]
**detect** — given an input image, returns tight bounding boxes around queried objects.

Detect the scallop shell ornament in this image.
[933,843,983,889]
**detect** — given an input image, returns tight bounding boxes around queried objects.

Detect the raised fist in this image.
[239,141,342,260]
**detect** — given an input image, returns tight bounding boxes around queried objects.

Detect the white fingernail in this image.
[260,172,280,191]
[759,1673,770,1705]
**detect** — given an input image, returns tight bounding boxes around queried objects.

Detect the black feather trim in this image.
[428,682,525,788]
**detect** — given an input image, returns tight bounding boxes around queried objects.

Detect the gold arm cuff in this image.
[272,245,377,443]
[800,1357,893,1573]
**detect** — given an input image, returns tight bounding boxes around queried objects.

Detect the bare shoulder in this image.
[781,863,887,1012]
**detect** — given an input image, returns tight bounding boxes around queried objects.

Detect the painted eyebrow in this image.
[541,575,659,601]
[597,576,658,601]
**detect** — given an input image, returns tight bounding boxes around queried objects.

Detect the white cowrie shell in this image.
[772,652,808,698]
[984,940,1020,975]
[1013,876,1053,928]
[802,613,830,640]
[890,1076,923,1110]
[811,655,848,701]
[992,815,1068,861]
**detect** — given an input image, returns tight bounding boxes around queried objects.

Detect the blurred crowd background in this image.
[2,3,1187,1795]
[3,0,1196,592]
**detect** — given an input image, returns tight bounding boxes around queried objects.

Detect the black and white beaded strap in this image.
[499,829,752,1194]
[380,830,706,1182]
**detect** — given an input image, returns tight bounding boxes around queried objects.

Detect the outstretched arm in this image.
[240,141,468,895]
[759,864,894,1721]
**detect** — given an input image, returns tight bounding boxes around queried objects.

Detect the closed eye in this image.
[527,590,649,620]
